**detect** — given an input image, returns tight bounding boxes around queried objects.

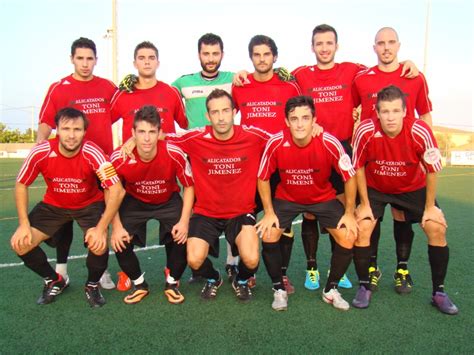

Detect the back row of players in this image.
[11,25,458,314]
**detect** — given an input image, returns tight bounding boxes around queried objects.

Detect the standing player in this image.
[111,41,188,143]
[256,96,359,311]
[352,27,433,293]
[172,33,239,281]
[232,34,301,293]
[168,89,271,302]
[110,106,194,305]
[37,37,118,289]
[352,85,458,314]
[11,108,124,307]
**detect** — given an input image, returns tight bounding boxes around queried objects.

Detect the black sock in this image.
[353,246,371,290]
[325,243,353,292]
[236,259,258,282]
[55,221,74,264]
[369,220,381,268]
[329,235,336,252]
[302,216,319,270]
[262,241,284,290]
[193,258,219,280]
[115,242,142,280]
[428,245,449,294]
[86,251,109,283]
[394,220,414,270]
[279,234,294,273]
[19,247,57,279]
[165,242,187,281]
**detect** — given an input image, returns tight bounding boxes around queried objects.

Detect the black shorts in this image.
[273,198,344,232]
[255,171,280,214]
[329,140,353,195]
[29,201,104,246]
[119,193,183,247]
[368,187,440,223]
[188,213,256,258]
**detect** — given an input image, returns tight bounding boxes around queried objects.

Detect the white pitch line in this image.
[0,219,303,268]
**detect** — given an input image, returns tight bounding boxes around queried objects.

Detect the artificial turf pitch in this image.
[0,159,473,353]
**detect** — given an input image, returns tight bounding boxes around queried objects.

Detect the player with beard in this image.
[11,108,124,307]
[352,27,433,294]
[172,33,239,283]
[111,41,188,143]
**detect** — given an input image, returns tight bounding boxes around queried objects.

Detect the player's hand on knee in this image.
[422,206,447,229]
[11,224,32,252]
[85,227,107,254]
[337,212,359,239]
[172,221,188,244]
[111,227,131,252]
[355,203,375,223]
[256,213,279,240]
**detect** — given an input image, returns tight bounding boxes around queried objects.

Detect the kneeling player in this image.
[352,85,458,314]
[257,96,359,311]
[10,108,124,307]
[110,106,194,304]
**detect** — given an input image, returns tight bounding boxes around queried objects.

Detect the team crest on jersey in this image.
[283,141,291,147]
[374,131,383,138]
[49,151,57,158]
[338,154,353,171]
[423,148,441,165]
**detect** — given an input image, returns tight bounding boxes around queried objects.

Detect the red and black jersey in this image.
[110,141,193,205]
[17,139,120,209]
[258,129,355,204]
[293,62,366,141]
[232,73,301,134]
[352,118,442,194]
[352,65,432,121]
[167,125,271,218]
[39,75,117,154]
[110,81,188,142]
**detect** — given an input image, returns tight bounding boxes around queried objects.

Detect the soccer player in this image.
[352,85,458,315]
[232,34,301,293]
[111,41,188,143]
[110,106,194,305]
[10,108,125,307]
[36,37,118,289]
[257,95,359,311]
[172,33,238,282]
[352,27,433,293]
[167,89,271,302]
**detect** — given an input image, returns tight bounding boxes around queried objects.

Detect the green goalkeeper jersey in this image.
[172,71,234,128]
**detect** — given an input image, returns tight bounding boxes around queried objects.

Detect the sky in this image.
[0,0,473,132]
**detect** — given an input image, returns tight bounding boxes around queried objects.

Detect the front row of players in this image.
[11,86,458,315]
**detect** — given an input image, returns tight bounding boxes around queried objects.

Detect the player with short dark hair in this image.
[111,40,188,143]
[257,96,359,311]
[11,108,125,307]
[352,85,458,315]
[36,37,119,289]
[110,105,194,305]
[167,89,271,303]
[352,27,433,294]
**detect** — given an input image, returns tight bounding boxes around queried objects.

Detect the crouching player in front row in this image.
[256,96,363,311]
[10,107,125,307]
[110,106,194,304]
[352,85,458,314]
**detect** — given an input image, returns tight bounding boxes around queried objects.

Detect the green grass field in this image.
[1,159,473,353]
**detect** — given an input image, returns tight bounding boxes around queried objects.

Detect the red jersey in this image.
[292,62,366,141]
[110,141,193,205]
[167,125,271,218]
[17,139,120,209]
[259,129,355,204]
[352,65,432,121]
[39,75,117,154]
[352,118,442,194]
[232,73,301,134]
[110,81,188,142]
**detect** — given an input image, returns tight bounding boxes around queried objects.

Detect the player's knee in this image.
[426,222,447,246]
[187,252,205,270]
[88,245,107,256]
[241,253,259,269]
